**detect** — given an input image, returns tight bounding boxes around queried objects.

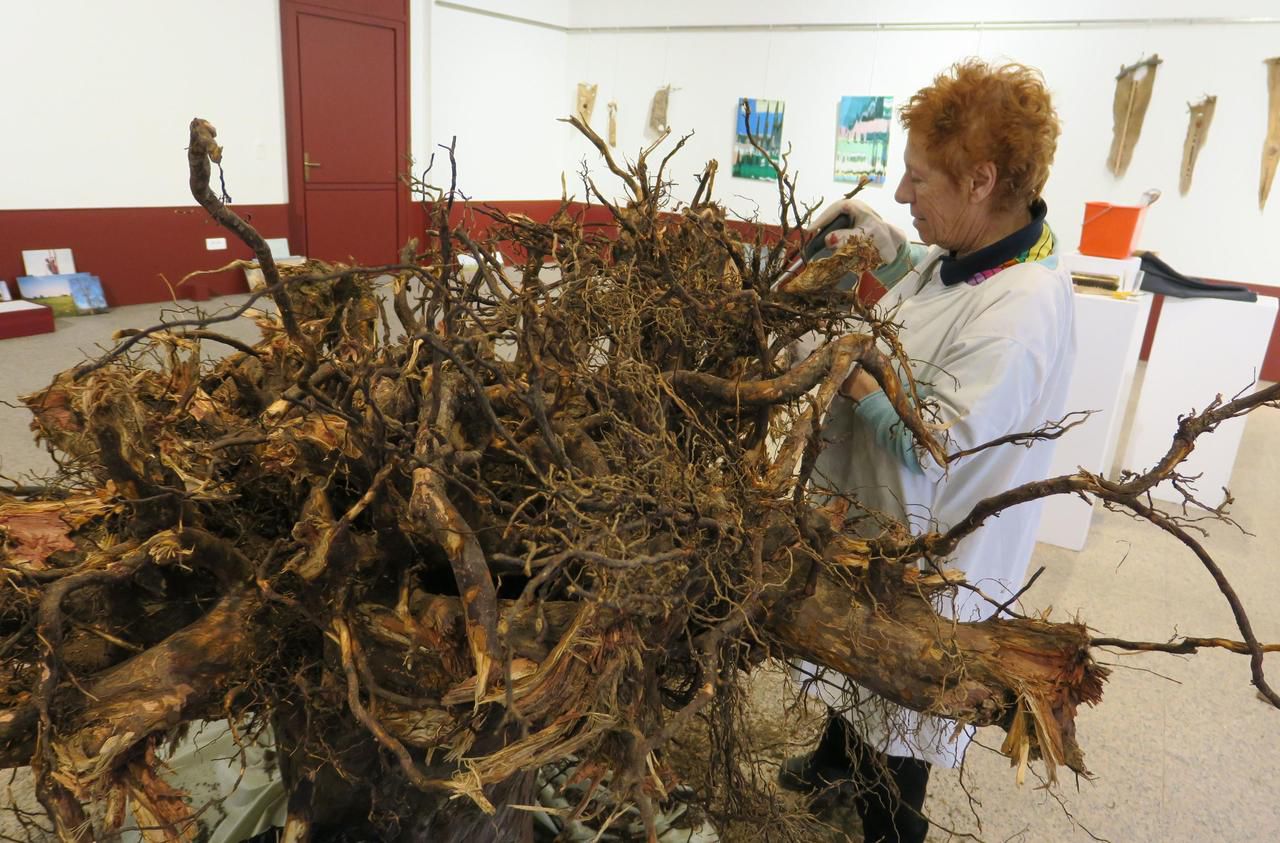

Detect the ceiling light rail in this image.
[434,3,1280,35]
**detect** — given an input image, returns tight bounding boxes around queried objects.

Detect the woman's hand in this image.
[811,198,906,266]
[839,366,883,403]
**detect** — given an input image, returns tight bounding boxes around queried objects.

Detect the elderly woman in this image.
[781,60,1076,842]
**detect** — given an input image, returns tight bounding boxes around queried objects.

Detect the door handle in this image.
[303,152,322,182]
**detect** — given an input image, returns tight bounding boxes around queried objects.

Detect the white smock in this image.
[800,246,1077,767]
[116,720,287,842]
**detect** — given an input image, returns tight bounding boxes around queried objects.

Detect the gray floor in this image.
[0,297,265,486]
[2,300,1279,841]
[920,369,1280,842]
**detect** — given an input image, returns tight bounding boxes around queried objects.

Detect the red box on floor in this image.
[0,300,56,339]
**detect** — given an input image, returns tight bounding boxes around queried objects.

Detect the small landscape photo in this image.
[70,275,109,314]
[0,280,11,302]
[21,248,77,277]
[16,275,79,317]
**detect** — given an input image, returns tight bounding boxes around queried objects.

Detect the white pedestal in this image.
[1121,294,1278,508]
[1036,291,1152,550]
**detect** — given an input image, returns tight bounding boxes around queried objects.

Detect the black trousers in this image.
[818,716,932,843]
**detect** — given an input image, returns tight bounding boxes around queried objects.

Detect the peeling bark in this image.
[767,575,1104,777]
[408,467,500,704]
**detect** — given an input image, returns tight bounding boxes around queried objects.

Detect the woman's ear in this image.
[968,161,998,204]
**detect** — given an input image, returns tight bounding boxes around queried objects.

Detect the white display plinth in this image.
[1121,294,1278,508]
[1036,291,1152,550]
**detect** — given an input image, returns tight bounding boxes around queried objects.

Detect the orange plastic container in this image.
[1078,202,1146,259]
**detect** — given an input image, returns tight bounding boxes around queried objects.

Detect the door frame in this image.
[280,0,411,259]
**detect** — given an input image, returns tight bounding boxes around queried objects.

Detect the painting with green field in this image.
[17,274,83,317]
[733,97,785,181]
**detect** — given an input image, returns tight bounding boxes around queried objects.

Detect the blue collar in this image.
[938,200,1049,286]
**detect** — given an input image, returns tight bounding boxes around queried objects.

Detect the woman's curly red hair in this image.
[900,60,1060,208]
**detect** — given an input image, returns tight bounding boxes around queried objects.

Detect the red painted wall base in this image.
[0,205,290,307]
[4,200,1278,380]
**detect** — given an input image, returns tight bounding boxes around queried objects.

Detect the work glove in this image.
[810,198,906,267]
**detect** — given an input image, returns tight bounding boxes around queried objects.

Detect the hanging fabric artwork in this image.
[576,83,598,125]
[607,101,618,147]
[1179,95,1217,196]
[1107,55,1162,178]
[649,86,672,134]
[1260,57,1280,210]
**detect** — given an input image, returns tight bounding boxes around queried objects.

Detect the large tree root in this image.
[1,114,1275,842]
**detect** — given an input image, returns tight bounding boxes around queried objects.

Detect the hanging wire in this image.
[867,21,881,92]
[762,23,775,97]
[665,24,675,86]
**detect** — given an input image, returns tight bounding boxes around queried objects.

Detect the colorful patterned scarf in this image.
[938,199,1056,287]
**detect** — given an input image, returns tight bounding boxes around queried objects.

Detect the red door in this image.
[281,1,410,264]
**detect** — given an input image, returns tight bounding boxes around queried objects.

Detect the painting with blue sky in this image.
[70,275,109,314]
[17,274,99,317]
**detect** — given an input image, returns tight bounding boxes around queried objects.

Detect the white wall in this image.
[427,2,573,199]
[0,0,289,209]
[0,0,571,211]
[453,0,572,28]
[411,0,433,176]
[4,1,1277,286]
[567,0,1280,29]
[562,9,1280,285]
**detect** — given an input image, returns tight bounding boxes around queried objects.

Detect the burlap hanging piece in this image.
[1108,55,1162,178]
[649,85,672,133]
[1260,58,1280,210]
[1179,95,1217,196]
[576,82,598,125]
[607,100,618,147]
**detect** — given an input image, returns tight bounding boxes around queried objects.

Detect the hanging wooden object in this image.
[607,100,618,147]
[1260,58,1280,210]
[649,85,672,134]
[1179,95,1217,196]
[575,82,598,125]
[1107,55,1162,178]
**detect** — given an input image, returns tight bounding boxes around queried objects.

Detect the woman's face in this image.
[894,133,980,251]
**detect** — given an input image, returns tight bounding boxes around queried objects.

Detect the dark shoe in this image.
[779,714,857,794]
[777,750,854,795]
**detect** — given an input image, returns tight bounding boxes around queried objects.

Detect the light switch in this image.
[206,237,227,250]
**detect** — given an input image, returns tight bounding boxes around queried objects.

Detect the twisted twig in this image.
[187,118,303,344]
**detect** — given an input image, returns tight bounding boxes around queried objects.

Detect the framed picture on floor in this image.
[17,275,79,317]
[21,248,76,277]
[69,274,109,314]
[0,280,11,302]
